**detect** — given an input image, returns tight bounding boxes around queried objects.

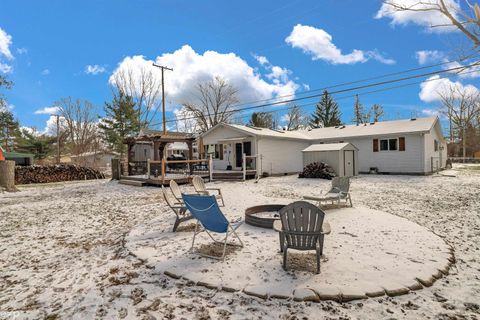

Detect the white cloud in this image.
[0,27,13,60]
[85,64,106,75]
[415,50,445,64]
[41,69,50,75]
[285,24,395,65]
[366,50,397,65]
[421,108,440,116]
[285,24,365,64]
[34,106,60,115]
[16,47,27,54]
[0,62,12,74]
[419,75,479,102]
[109,45,299,108]
[376,0,460,33]
[253,54,269,66]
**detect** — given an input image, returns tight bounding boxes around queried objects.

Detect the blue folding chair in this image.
[182,194,243,260]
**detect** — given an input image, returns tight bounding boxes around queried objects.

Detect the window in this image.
[379,138,398,151]
[205,144,223,159]
[434,140,439,152]
[389,139,397,151]
[380,139,389,151]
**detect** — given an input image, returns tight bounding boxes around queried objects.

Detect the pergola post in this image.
[187,141,194,175]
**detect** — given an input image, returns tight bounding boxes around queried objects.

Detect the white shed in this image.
[302,142,359,177]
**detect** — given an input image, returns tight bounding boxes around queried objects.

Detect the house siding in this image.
[313,134,425,174]
[258,138,309,175]
[423,122,447,173]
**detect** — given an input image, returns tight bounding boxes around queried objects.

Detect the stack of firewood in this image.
[15,164,105,184]
[298,162,336,180]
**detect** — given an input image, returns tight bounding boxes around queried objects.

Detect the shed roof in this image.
[302,143,358,152]
[5,151,35,158]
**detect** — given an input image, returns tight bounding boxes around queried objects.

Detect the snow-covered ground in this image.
[0,164,479,319]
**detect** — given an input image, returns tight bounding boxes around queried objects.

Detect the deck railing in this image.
[243,154,260,180]
[147,157,212,183]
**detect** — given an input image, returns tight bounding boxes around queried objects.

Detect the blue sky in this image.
[0,0,477,132]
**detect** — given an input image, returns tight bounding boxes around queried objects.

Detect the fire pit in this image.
[245,204,286,229]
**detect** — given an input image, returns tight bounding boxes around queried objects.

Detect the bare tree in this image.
[174,107,199,133]
[182,77,239,133]
[56,97,100,156]
[284,105,307,130]
[371,104,385,122]
[438,85,480,159]
[383,1,480,46]
[110,66,162,128]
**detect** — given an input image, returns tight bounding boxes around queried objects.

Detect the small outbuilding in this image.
[302,142,359,177]
[4,150,34,166]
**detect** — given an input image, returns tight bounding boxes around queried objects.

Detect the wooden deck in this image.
[119,172,210,186]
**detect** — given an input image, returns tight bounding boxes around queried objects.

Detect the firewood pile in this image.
[15,164,105,184]
[299,162,336,180]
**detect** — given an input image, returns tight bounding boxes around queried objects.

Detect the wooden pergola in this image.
[125,130,197,164]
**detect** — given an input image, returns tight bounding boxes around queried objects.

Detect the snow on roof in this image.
[306,117,438,140]
[167,142,188,150]
[218,123,311,140]
[203,117,439,141]
[302,143,356,152]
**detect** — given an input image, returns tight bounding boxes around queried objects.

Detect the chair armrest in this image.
[196,190,209,195]
[206,188,222,194]
[321,222,331,235]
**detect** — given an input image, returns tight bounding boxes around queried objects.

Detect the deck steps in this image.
[119,179,146,187]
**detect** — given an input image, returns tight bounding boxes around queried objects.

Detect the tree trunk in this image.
[0,160,18,192]
[463,127,467,163]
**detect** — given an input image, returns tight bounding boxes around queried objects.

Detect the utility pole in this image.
[56,114,60,164]
[152,63,173,134]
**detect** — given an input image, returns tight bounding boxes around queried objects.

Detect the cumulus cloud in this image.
[253,54,269,66]
[419,75,479,102]
[0,27,13,74]
[376,0,460,32]
[285,24,395,65]
[415,50,445,64]
[109,45,299,109]
[85,64,106,75]
[0,27,13,60]
[41,69,50,75]
[0,62,12,74]
[34,106,60,115]
[16,47,27,55]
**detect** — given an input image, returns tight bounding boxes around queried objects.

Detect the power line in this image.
[151,53,479,128]
[151,60,480,127]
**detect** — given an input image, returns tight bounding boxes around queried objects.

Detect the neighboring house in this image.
[200,116,447,175]
[474,150,480,159]
[71,151,119,173]
[3,150,34,166]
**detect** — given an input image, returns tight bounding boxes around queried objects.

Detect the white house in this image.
[200,116,447,176]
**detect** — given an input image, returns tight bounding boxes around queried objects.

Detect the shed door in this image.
[344,150,354,176]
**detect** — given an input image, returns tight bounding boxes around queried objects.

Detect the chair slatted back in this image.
[192,176,206,193]
[279,201,325,250]
[182,194,229,233]
[332,177,350,193]
[169,180,183,201]
[161,186,176,209]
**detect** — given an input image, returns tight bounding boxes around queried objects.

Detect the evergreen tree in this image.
[352,94,365,125]
[309,90,342,128]
[0,108,21,151]
[17,129,55,160]
[249,112,274,128]
[99,92,140,159]
[371,104,385,122]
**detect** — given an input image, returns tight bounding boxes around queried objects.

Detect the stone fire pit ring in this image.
[245,204,286,229]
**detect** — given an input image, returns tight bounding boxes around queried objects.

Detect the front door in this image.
[235,143,242,168]
[344,151,354,176]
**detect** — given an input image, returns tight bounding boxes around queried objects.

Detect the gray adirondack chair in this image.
[303,176,352,208]
[279,201,327,274]
[161,186,193,232]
